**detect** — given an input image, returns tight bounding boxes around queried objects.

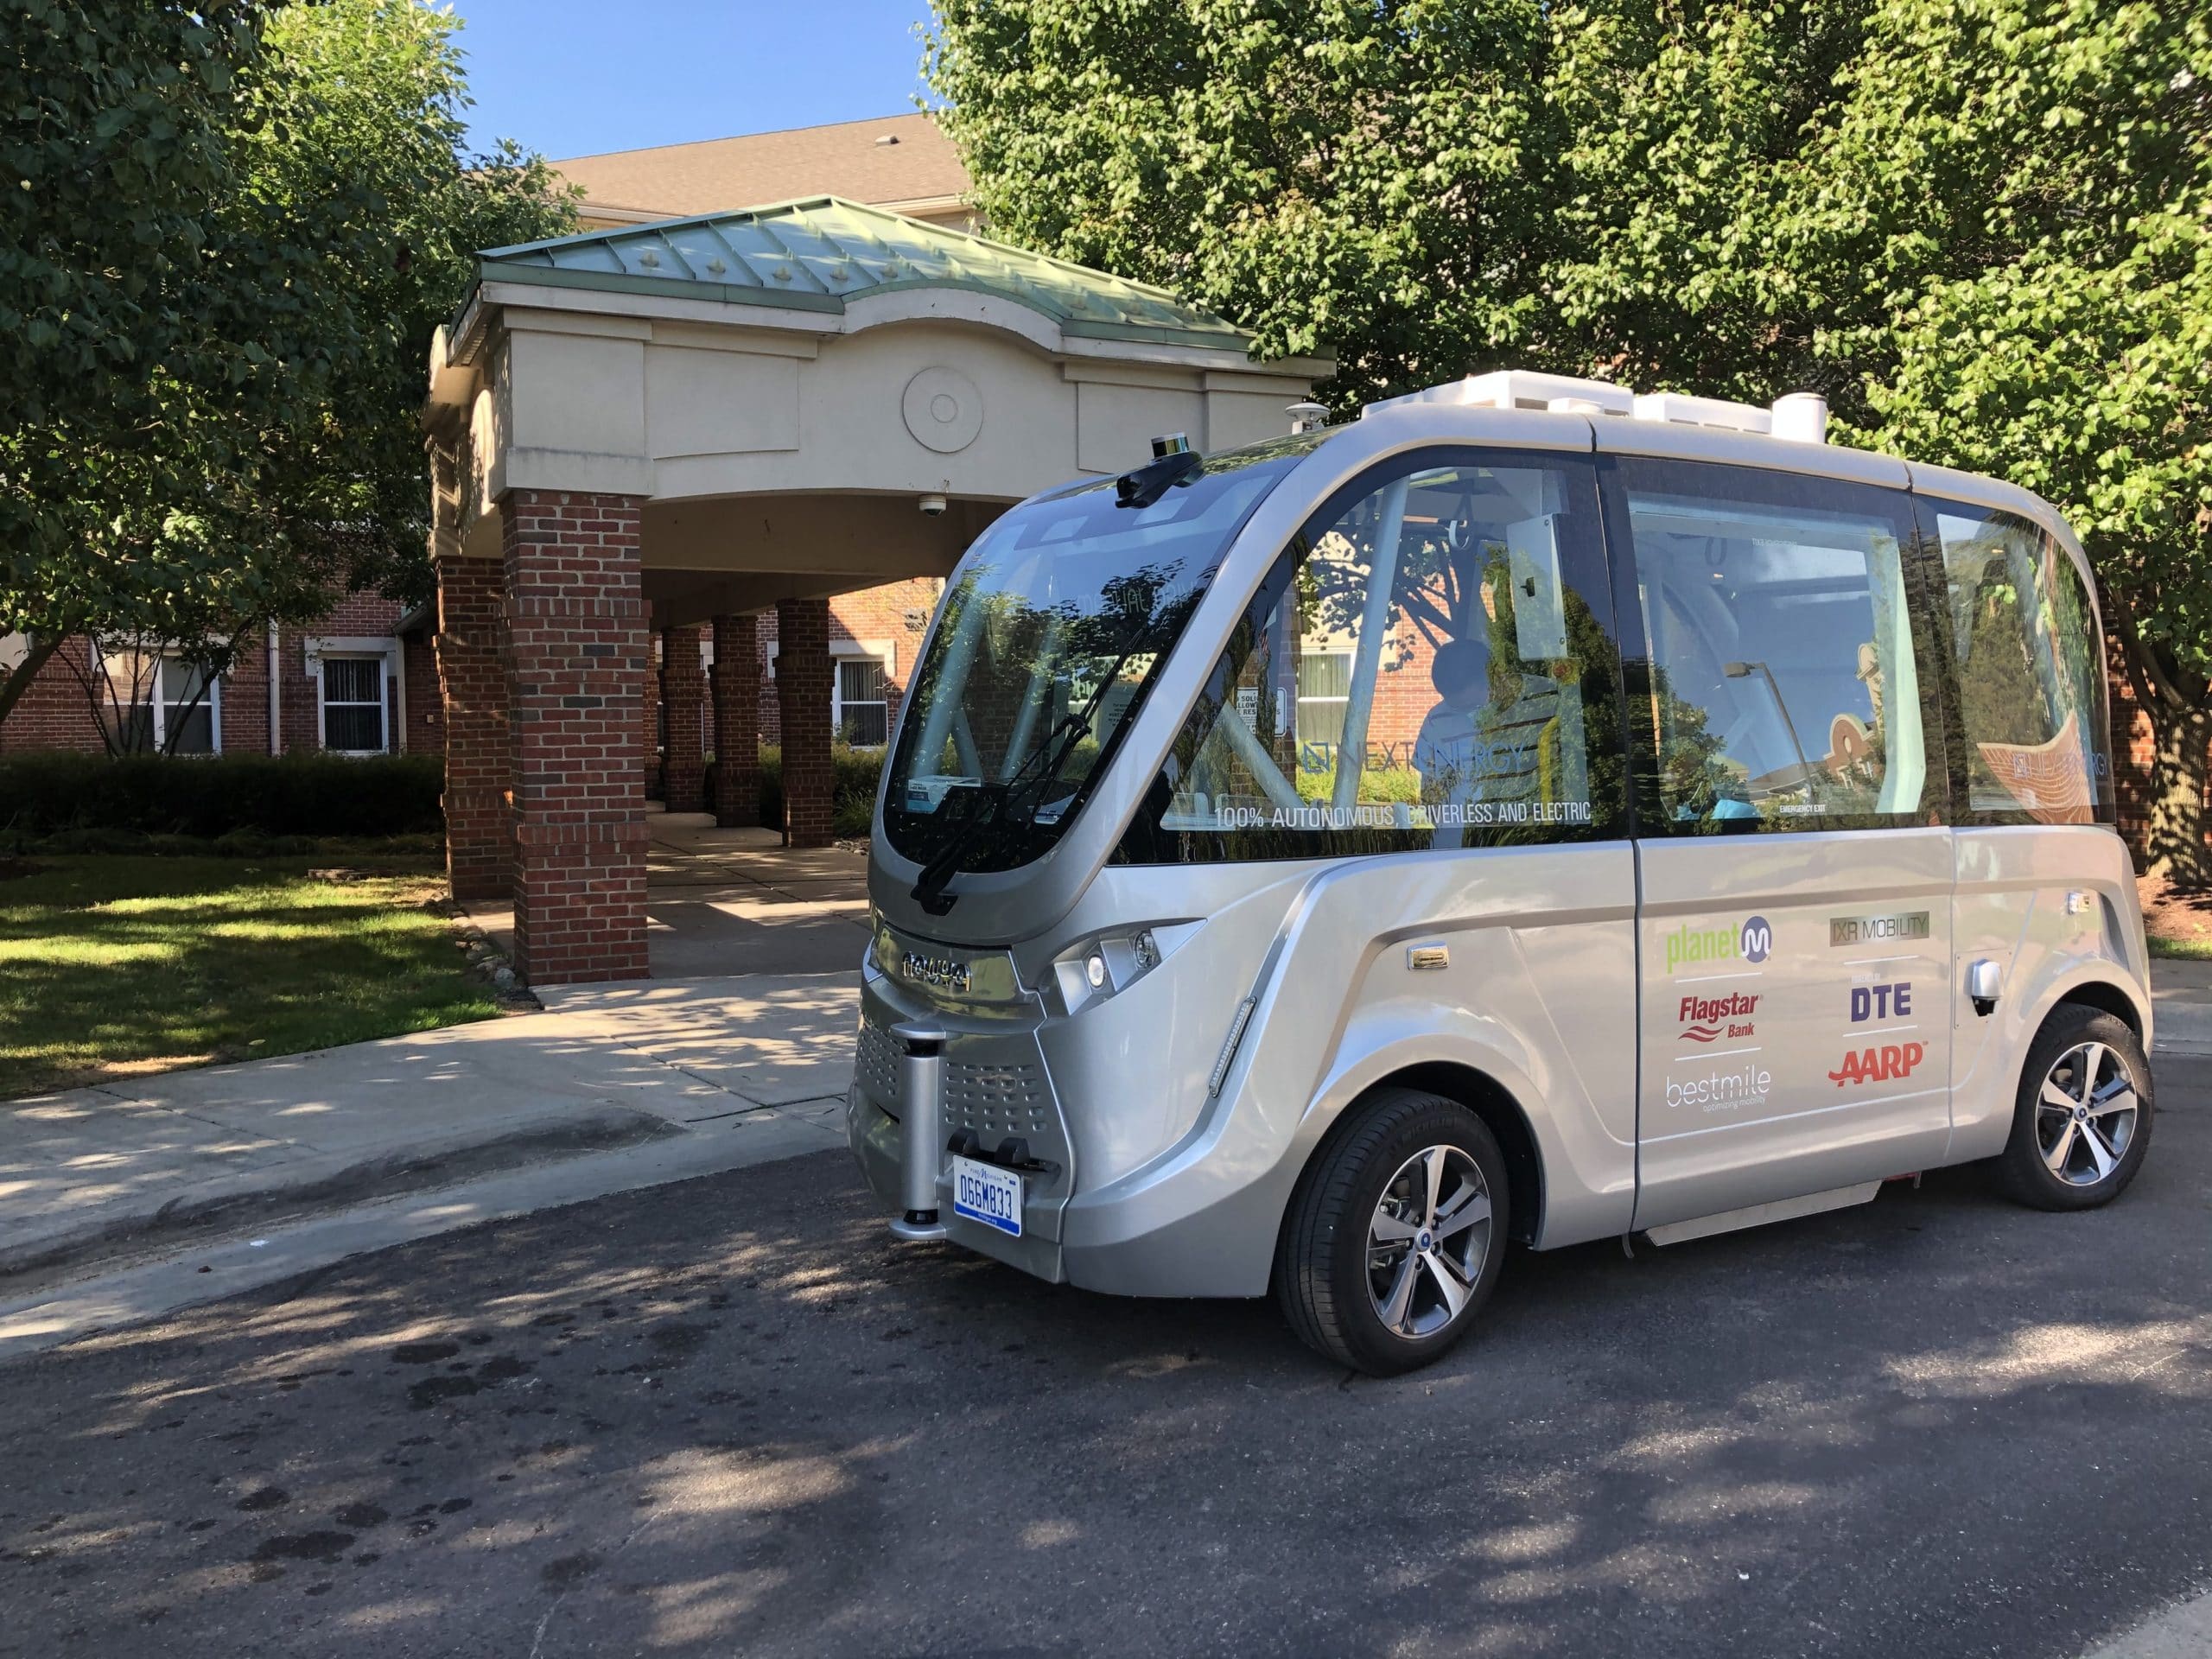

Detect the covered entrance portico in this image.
[423,197,1327,985]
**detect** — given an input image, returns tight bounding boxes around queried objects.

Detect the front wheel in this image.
[1993,1006,2154,1211]
[1275,1088,1510,1376]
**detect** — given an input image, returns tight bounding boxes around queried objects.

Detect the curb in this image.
[2153,1000,2212,1059]
[0,1105,676,1289]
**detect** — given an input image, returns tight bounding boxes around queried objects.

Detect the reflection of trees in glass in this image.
[1649,661,1737,823]
[1956,550,2050,748]
[1141,478,1625,858]
[1947,519,2107,817]
[918,556,1195,788]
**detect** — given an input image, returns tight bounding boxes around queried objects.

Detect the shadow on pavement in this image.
[2,1065,2208,1658]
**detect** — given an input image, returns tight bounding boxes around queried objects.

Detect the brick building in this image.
[419,189,1325,984]
[1,595,433,760]
[0,116,981,771]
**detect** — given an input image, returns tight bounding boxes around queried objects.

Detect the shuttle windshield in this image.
[883,433,1325,898]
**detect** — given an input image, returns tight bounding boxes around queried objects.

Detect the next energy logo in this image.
[1663,914,1772,975]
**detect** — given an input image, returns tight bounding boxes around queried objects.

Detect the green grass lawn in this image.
[2150,933,2212,961]
[0,855,500,1101]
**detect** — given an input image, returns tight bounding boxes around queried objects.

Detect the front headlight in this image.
[1048,925,1182,1014]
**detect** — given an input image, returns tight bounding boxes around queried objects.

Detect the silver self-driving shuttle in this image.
[849,371,2154,1375]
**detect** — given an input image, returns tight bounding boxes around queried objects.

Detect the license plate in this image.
[951,1155,1023,1237]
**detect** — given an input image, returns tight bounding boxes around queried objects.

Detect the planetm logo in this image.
[1663,915,1772,975]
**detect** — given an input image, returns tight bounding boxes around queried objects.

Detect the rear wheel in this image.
[1275,1088,1509,1376]
[1994,1006,2153,1211]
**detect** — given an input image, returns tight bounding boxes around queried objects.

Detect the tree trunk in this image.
[2145,699,2212,889]
[0,635,61,730]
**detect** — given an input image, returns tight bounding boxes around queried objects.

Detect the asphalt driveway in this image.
[2,1058,2207,1658]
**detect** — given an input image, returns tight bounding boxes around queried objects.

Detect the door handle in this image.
[1966,958,2002,1018]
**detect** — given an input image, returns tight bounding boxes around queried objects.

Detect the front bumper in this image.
[849,1084,1068,1282]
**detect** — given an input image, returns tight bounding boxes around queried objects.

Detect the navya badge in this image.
[1829,912,1930,948]
[900,952,971,995]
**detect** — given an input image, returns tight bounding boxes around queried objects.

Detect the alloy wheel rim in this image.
[2036,1040,2139,1187]
[1365,1145,1491,1340]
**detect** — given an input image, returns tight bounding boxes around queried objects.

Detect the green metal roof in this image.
[474,196,1253,353]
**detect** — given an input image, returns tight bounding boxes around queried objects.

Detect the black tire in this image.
[1993,1005,2154,1211]
[1274,1087,1510,1376]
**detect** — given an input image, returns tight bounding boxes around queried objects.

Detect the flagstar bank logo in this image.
[1678,991,1759,1043]
[1828,1041,1926,1087]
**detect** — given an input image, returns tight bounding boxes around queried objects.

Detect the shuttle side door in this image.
[1601,454,1956,1230]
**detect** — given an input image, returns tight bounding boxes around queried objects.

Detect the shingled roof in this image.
[552,112,969,226]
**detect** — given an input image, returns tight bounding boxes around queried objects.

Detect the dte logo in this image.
[1850,982,1912,1022]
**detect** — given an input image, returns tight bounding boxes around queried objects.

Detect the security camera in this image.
[918,493,948,518]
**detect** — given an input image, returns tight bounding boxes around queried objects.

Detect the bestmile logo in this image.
[1666,1061,1772,1114]
[1663,915,1771,975]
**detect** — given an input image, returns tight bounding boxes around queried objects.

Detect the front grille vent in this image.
[856,1022,1052,1142]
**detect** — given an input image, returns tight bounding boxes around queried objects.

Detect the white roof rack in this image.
[1363,371,1830,444]
[1363,370,1634,417]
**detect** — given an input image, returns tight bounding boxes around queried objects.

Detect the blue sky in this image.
[448,2,938,160]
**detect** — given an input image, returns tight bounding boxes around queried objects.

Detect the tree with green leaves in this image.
[926,0,1557,397]
[0,0,573,746]
[928,0,2212,880]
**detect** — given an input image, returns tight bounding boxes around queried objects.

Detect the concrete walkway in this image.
[0,971,859,1287]
[3,928,2205,1353]
[460,812,873,981]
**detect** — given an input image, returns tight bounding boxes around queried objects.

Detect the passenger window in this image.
[1929,504,2113,823]
[1617,461,1931,832]
[1116,448,1627,863]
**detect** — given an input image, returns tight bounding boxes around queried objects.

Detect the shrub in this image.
[747,744,885,839]
[0,752,446,845]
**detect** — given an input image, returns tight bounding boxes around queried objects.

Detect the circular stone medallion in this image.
[902,367,984,454]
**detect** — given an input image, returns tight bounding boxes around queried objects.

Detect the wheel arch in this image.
[1293,1060,1548,1249]
[2049,976,2147,1042]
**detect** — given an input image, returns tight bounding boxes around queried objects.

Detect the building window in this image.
[1294,650,1353,751]
[321,657,388,753]
[162,658,218,753]
[836,657,889,747]
[97,648,220,754]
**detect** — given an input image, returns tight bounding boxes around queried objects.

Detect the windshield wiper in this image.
[908,646,1142,915]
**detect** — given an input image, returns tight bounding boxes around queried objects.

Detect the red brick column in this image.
[501,490,650,986]
[640,629,662,800]
[776,596,835,848]
[660,624,706,813]
[711,612,760,829]
[433,555,512,903]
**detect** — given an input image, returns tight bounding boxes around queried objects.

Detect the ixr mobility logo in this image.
[1829,911,1930,949]
[1663,915,1771,975]
[1679,991,1758,1043]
